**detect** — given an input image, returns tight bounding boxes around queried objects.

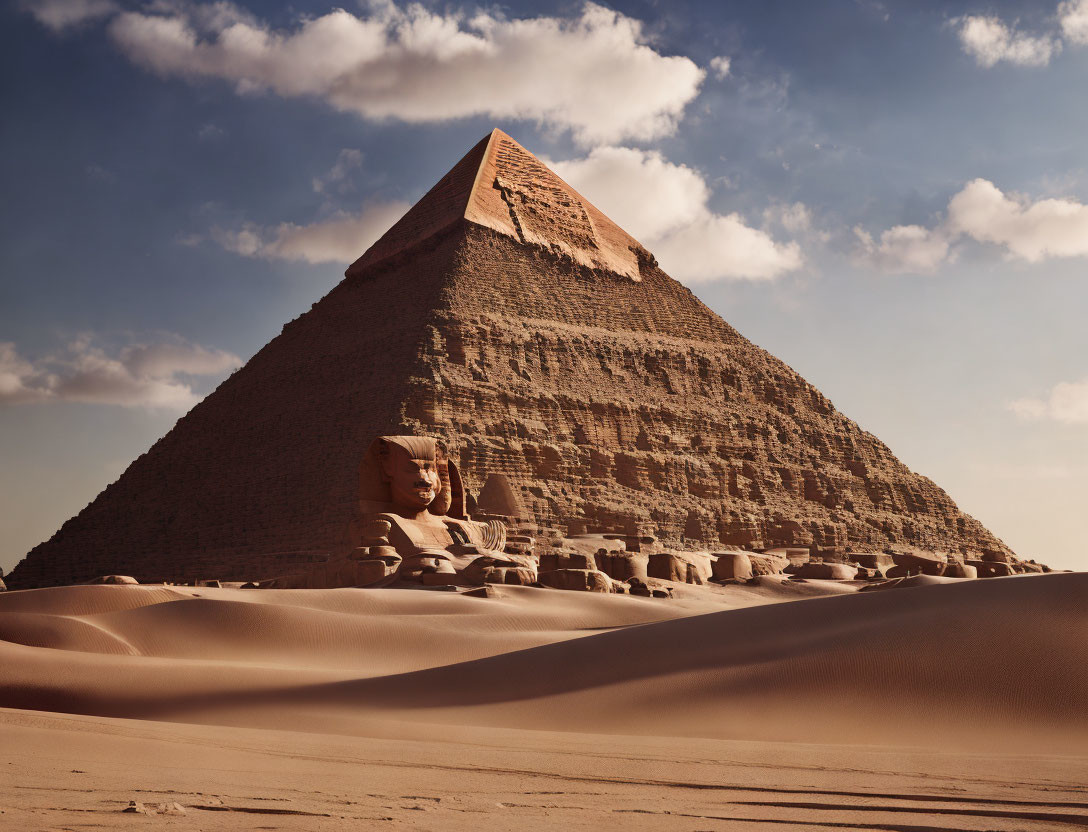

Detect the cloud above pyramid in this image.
[38,0,705,147]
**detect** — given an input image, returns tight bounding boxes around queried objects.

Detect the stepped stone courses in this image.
[8,129,1013,589]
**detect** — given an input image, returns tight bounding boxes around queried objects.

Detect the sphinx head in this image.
[381,442,442,512]
[358,436,463,518]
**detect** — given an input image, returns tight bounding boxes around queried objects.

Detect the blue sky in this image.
[3,0,1087,574]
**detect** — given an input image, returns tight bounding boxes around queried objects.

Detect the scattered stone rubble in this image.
[69,535,1049,597]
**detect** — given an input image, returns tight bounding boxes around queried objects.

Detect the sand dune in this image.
[2,573,1085,754]
[5,706,1085,832]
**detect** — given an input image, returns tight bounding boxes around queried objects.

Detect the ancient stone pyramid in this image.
[8,128,1011,588]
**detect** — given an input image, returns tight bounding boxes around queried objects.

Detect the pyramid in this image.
[8,129,1013,588]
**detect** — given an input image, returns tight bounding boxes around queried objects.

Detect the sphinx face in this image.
[384,444,442,512]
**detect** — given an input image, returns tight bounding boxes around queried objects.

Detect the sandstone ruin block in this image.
[792,562,858,580]
[748,553,790,576]
[538,552,596,572]
[941,562,978,579]
[648,552,713,584]
[595,552,650,582]
[711,552,754,582]
[891,551,947,576]
[537,568,612,593]
[969,560,1013,578]
[851,552,895,570]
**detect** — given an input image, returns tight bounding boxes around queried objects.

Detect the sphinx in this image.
[350,436,536,585]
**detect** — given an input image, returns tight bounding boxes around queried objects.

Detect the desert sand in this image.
[2,572,1086,830]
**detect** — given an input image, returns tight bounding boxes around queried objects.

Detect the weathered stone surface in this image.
[420,564,537,586]
[475,473,524,518]
[890,552,947,577]
[7,129,1016,589]
[648,552,713,584]
[537,568,612,593]
[748,553,790,576]
[969,559,1013,578]
[852,552,895,570]
[559,534,627,561]
[792,562,857,580]
[854,565,884,580]
[596,552,650,582]
[538,552,596,572]
[942,562,978,579]
[461,559,537,586]
[763,547,812,566]
[711,552,754,582]
[626,576,672,598]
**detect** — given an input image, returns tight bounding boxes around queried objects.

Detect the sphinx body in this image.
[348,436,534,586]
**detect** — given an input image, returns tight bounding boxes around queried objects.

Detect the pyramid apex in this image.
[485,126,517,142]
[347,129,645,280]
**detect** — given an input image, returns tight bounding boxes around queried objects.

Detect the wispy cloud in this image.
[19,0,117,31]
[856,178,1088,272]
[709,55,731,79]
[764,202,819,236]
[312,149,363,195]
[67,1,706,147]
[212,201,410,264]
[955,15,1060,67]
[853,224,952,273]
[550,146,802,282]
[1009,378,1088,424]
[196,122,225,141]
[0,335,241,409]
[953,2,1088,68]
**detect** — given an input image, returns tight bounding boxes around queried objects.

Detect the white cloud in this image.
[651,213,802,283]
[1060,0,1088,44]
[0,336,241,410]
[20,0,117,31]
[118,341,240,378]
[857,178,1088,272]
[853,224,951,273]
[213,201,410,264]
[764,202,813,234]
[952,2,1088,66]
[955,15,1060,67]
[1009,378,1088,424]
[551,146,707,240]
[947,178,1088,262]
[551,146,802,282]
[709,55,731,79]
[103,1,704,146]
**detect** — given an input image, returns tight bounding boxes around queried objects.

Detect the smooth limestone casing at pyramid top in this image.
[7,129,1012,588]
